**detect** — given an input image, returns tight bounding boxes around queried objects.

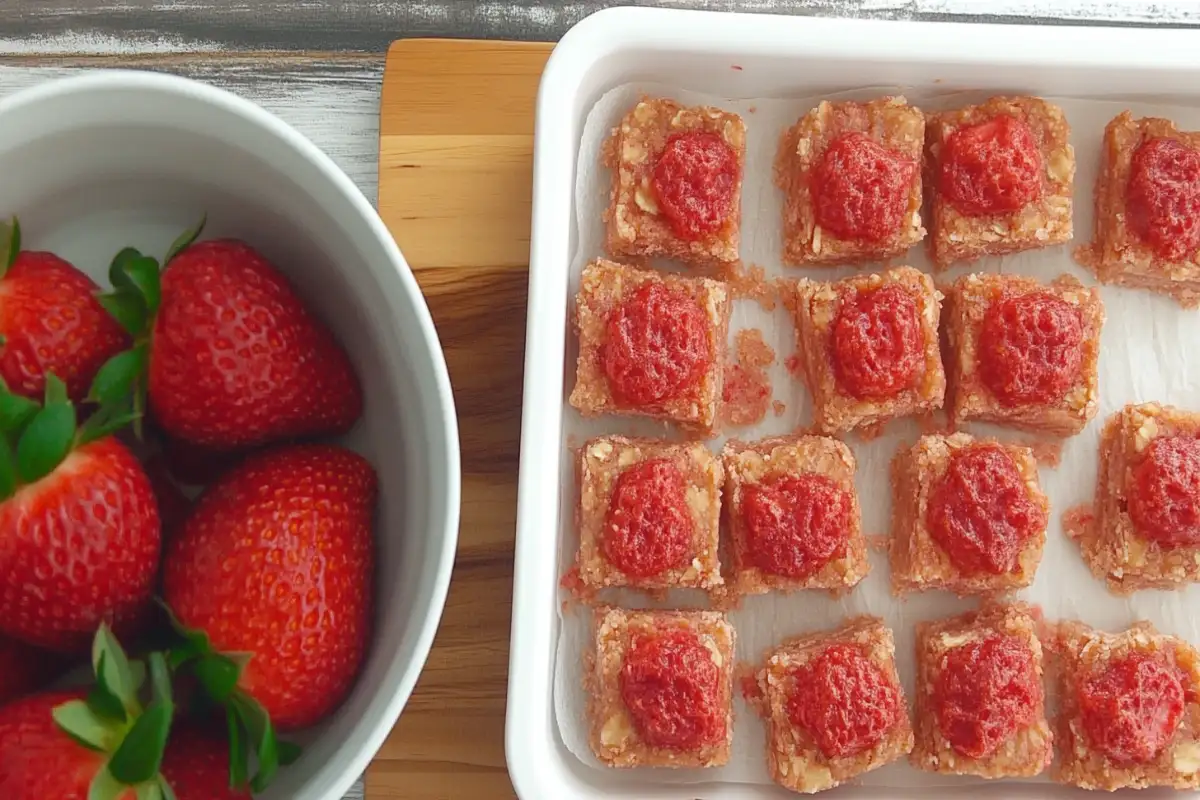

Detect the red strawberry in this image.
[0,376,160,653]
[163,444,375,732]
[148,239,362,449]
[0,634,65,706]
[0,219,129,402]
[161,727,251,800]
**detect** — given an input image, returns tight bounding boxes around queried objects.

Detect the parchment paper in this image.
[553,83,1200,787]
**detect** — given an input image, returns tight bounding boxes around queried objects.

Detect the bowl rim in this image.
[0,69,462,800]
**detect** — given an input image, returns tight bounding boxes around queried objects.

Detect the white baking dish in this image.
[508,8,1200,798]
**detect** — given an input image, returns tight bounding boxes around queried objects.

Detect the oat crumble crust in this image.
[569,258,731,433]
[926,95,1075,269]
[586,606,735,768]
[943,271,1103,436]
[721,435,869,597]
[1077,402,1200,594]
[1074,112,1200,308]
[575,435,723,592]
[789,266,945,435]
[911,603,1053,778]
[1053,620,1200,790]
[602,96,746,268]
[775,96,926,266]
[753,616,913,793]
[890,432,1048,596]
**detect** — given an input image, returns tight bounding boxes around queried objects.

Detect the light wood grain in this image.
[369,39,551,800]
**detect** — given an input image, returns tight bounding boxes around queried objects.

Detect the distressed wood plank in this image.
[1,1,1196,56]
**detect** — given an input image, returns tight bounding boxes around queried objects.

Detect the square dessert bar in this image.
[1076,403,1200,594]
[602,96,746,268]
[576,435,723,592]
[753,616,913,793]
[943,272,1103,436]
[925,96,1074,269]
[569,259,731,433]
[911,603,1053,778]
[775,96,925,266]
[789,266,945,434]
[1054,621,1200,790]
[721,435,869,596]
[587,606,734,768]
[891,433,1049,595]
[1076,112,1200,307]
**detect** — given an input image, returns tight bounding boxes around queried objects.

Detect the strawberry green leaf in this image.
[163,215,206,266]
[278,739,302,767]
[78,400,141,447]
[148,652,172,707]
[156,775,177,800]
[53,699,116,752]
[107,699,173,785]
[16,401,74,484]
[87,655,128,723]
[0,438,16,501]
[44,373,68,408]
[0,390,38,434]
[229,693,283,794]
[93,624,140,717]
[193,654,240,703]
[135,782,164,800]
[107,247,143,291]
[0,216,19,275]
[97,289,147,338]
[88,346,148,408]
[108,249,162,317]
[226,705,248,790]
[88,766,127,800]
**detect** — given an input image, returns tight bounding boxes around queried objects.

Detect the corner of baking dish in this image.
[506,7,1200,799]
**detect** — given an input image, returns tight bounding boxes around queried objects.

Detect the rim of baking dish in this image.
[509,6,1200,799]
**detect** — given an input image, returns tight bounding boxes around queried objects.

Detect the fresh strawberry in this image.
[143,236,362,450]
[0,218,129,402]
[0,628,188,799]
[0,634,66,706]
[162,444,374,785]
[0,374,160,653]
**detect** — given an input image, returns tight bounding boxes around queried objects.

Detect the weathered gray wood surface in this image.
[0,3,1194,799]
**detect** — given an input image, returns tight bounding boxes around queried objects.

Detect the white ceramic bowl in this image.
[0,71,461,800]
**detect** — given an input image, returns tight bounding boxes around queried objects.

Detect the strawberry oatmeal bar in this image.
[575,435,722,592]
[788,266,945,435]
[586,606,734,768]
[943,272,1103,436]
[775,96,925,266]
[721,435,868,597]
[911,603,1053,778]
[891,433,1049,595]
[925,96,1075,269]
[751,616,913,793]
[569,259,731,433]
[1054,620,1200,790]
[602,97,746,268]
[1075,402,1200,593]
[1076,112,1200,307]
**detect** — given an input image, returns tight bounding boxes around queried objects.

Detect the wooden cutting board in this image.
[366,38,553,800]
